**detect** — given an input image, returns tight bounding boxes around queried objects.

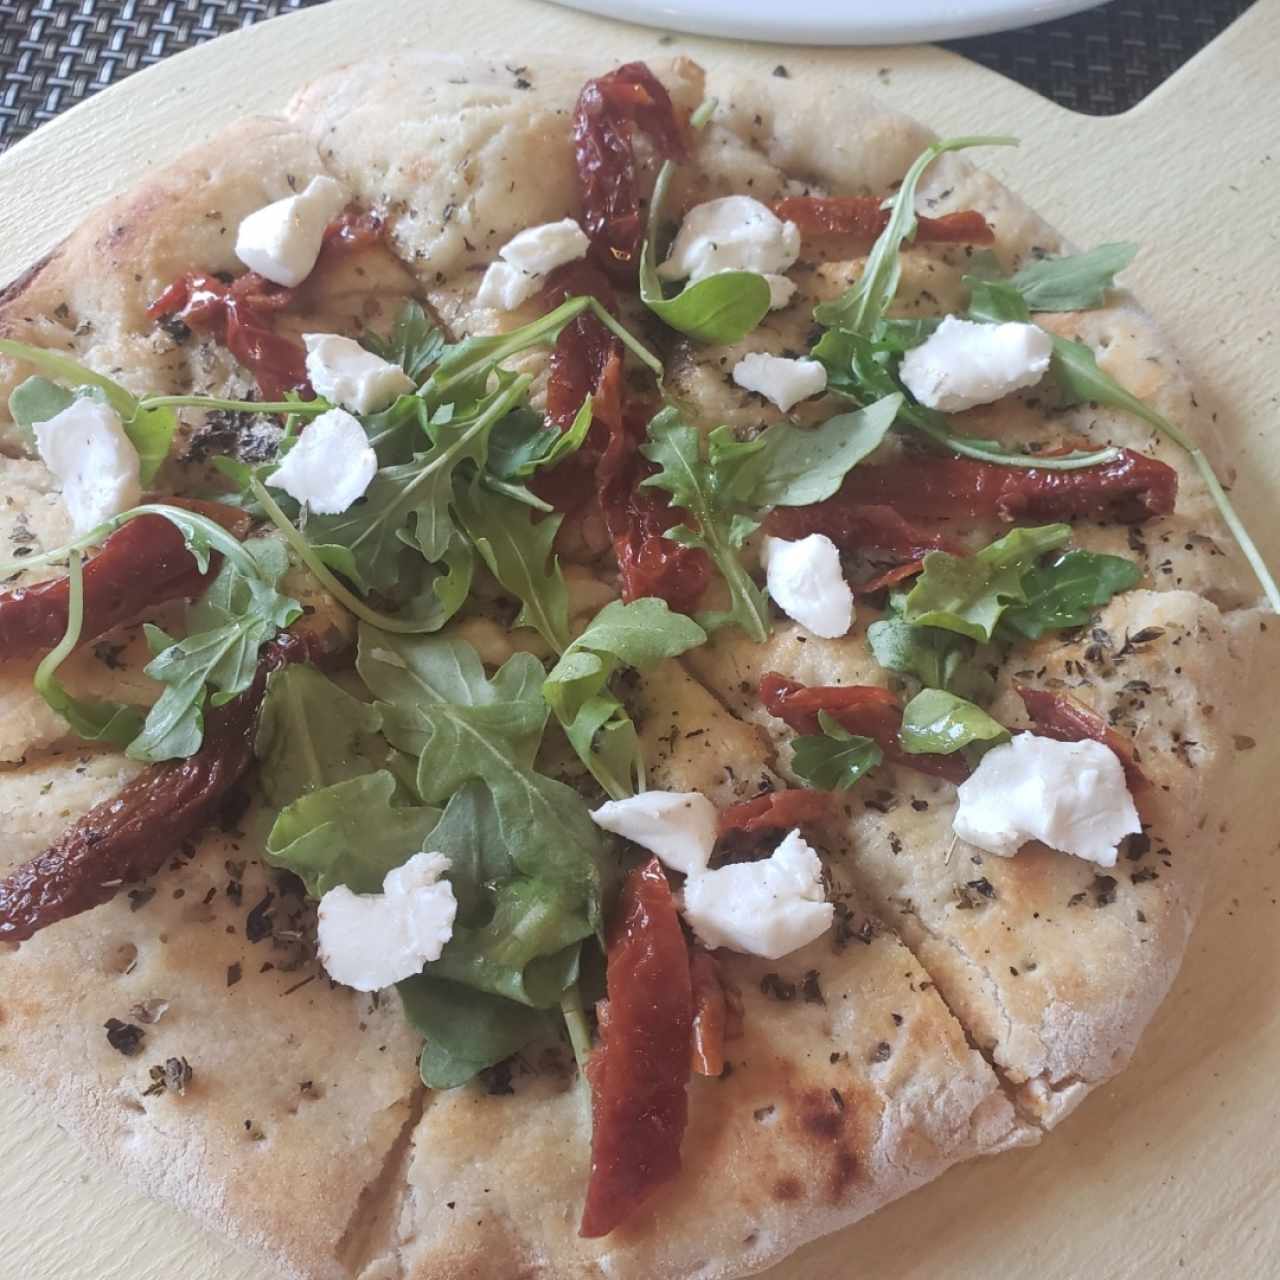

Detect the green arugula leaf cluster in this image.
[790,710,883,791]
[899,687,1008,757]
[543,598,707,800]
[129,539,301,762]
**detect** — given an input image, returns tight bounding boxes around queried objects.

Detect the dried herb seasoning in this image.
[104,1019,145,1057]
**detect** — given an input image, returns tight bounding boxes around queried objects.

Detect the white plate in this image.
[547,0,1110,45]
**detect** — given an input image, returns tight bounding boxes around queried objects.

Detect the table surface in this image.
[0,2,1278,1279]
[0,0,1263,150]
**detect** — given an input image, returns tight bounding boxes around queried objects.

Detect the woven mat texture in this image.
[0,0,1261,151]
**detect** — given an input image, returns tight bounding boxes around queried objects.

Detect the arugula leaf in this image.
[899,688,1009,756]
[254,664,392,809]
[304,375,530,592]
[866,613,993,703]
[1010,243,1138,313]
[1000,549,1142,640]
[399,973,552,1089]
[8,376,72,447]
[965,275,1032,326]
[902,524,1072,642]
[486,395,593,481]
[708,394,901,509]
[812,136,1016,334]
[1045,336,1280,611]
[355,626,604,924]
[359,300,446,383]
[422,785,589,1006]
[452,479,570,654]
[640,406,771,642]
[31,550,145,747]
[127,539,301,763]
[0,339,177,484]
[790,710,883,791]
[544,598,707,799]
[264,770,440,897]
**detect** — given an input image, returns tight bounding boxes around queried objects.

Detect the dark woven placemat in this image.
[0,0,1261,151]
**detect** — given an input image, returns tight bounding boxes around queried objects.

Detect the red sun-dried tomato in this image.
[1016,684,1149,792]
[0,499,251,663]
[580,856,693,1238]
[572,62,687,281]
[802,450,1177,528]
[760,671,969,784]
[148,271,309,402]
[689,946,727,1079]
[0,631,325,945]
[717,788,833,838]
[773,196,994,246]
[854,559,926,596]
[766,499,960,559]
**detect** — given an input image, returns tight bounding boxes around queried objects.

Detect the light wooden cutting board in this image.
[1,2,1278,1277]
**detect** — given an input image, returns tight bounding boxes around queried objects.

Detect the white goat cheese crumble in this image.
[953,732,1141,867]
[589,791,717,878]
[681,829,834,960]
[899,314,1053,413]
[268,407,377,515]
[317,852,458,993]
[762,534,854,638]
[235,175,349,288]
[658,195,800,310]
[303,333,414,414]
[731,352,828,412]
[33,398,141,534]
[475,218,591,311]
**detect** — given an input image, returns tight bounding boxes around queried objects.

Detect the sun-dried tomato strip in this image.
[766,500,961,559]
[802,450,1177,528]
[148,271,309,402]
[0,500,251,663]
[717,788,832,838]
[689,946,727,1078]
[854,559,926,596]
[580,856,693,1239]
[572,62,687,281]
[773,196,994,246]
[760,671,968,783]
[0,632,323,945]
[1016,684,1149,792]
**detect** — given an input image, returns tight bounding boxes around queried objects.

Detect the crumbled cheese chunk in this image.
[268,407,376,515]
[686,829,834,962]
[953,732,1141,867]
[235,175,348,288]
[303,333,414,414]
[899,314,1053,413]
[33,397,141,534]
[317,852,458,992]
[732,352,827,412]
[658,195,800,309]
[681,829,834,959]
[475,218,590,312]
[762,534,854,638]
[590,791,718,878]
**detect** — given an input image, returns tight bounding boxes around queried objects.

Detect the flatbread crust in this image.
[0,51,1265,1280]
